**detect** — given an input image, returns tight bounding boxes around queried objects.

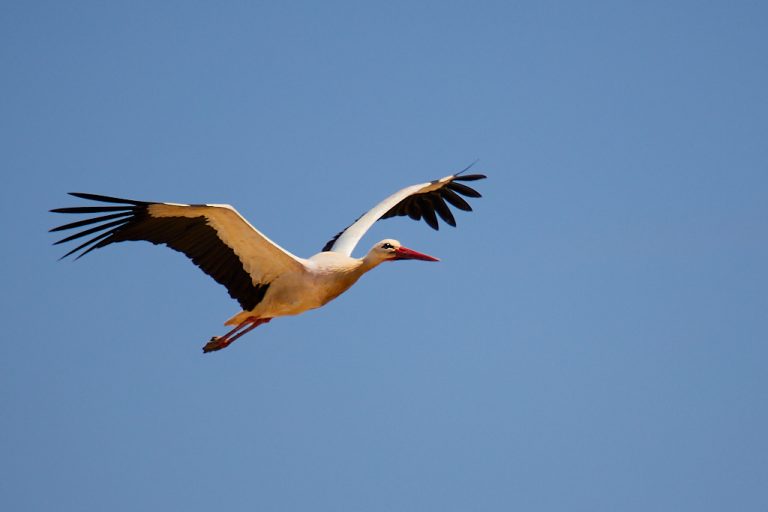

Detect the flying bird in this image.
[51,168,486,352]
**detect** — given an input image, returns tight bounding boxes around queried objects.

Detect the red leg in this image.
[202,317,272,353]
[221,318,255,340]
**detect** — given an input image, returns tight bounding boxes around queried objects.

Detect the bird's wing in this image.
[322,170,486,256]
[51,193,307,311]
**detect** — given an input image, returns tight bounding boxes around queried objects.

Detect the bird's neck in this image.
[360,253,388,274]
[310,252,373,277]
[310,251,384,280]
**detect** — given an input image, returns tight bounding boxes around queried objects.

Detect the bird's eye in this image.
[381,243,394,250]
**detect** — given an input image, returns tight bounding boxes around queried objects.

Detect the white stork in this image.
[51,168,486,352]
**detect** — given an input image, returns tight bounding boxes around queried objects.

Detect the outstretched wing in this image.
[322,170,486,256]
[51,193,307,311]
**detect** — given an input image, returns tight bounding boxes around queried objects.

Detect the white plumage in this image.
[51,168,486,352]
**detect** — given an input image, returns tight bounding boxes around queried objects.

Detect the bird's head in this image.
[365,239,440,265]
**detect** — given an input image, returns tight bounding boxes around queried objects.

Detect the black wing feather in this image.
[420,200,440,230]
[447,181,483,198]
[61,229,119,260]
[49,212,136,233]
[454,173,486,182]
[53,218,135,246]
[431,195,456,227]
[440,187,473,212]
[406,200,422,221]
[51,205,138,214]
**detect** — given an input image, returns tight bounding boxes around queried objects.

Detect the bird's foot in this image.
[203,336,230,353]
[202,317,271,354]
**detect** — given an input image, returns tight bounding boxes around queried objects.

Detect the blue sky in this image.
[2,1,767,510]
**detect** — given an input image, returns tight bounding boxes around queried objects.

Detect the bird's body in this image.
[228,250,363,323]
[51,168,485,352]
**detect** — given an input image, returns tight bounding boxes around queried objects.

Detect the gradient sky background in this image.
[2,1,767,511]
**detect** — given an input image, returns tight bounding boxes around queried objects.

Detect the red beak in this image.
[393,246,440,262]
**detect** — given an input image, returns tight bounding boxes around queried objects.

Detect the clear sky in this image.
[2,1,767,511]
